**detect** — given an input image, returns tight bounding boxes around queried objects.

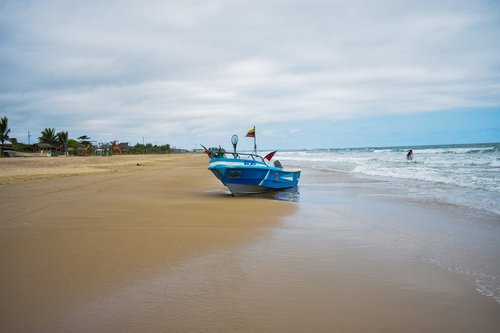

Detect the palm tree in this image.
[77,135,92,155]
[57,131,69,154]
[38,128,58,146]
[78,135,91,146]
[0,116,11,156]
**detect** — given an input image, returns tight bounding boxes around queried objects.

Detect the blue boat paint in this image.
[207,152,301,196]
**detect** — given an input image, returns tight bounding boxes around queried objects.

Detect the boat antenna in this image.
[254,126,257,154]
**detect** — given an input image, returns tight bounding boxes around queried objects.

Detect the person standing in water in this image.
[406,149,414,161]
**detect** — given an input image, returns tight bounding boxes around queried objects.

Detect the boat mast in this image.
[245,126,257,154]
[253,126,257,154]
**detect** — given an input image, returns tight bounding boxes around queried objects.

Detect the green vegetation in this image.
[0,117,175,156]
[38,128,58,146]
[0,116,11,156]
[57,131,69,153]
[67,139,80,150]
[78,135,91,146]
[129,143,171,154]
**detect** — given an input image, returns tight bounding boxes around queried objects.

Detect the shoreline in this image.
[332,167,500,220]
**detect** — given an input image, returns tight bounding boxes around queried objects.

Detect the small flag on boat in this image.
[245,127,255,138]
[264,150,277,161]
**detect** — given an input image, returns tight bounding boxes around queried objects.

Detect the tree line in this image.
[0,116,171,156]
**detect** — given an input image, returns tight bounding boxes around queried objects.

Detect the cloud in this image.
[1,0,499,146]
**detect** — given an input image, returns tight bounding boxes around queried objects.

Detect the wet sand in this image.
[1,156,499,332]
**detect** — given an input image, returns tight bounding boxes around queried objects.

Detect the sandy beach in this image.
[1,154,499,332]
[0,154,293,332]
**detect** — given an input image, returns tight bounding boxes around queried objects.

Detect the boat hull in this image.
[226,183,276,196]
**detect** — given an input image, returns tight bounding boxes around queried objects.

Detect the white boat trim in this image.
[259,170,271,186]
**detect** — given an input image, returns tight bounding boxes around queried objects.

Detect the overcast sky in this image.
[1,0,499,149]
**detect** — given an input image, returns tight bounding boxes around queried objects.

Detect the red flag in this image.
[245,128,255,138]
[264,150,277,161]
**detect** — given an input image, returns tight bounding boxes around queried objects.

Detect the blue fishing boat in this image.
[207,150,301,196]
[203,129,301,196]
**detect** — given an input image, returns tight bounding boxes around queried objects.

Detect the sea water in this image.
[277,143,500,217]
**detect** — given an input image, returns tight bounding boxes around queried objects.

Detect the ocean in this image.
[277,143,500,217]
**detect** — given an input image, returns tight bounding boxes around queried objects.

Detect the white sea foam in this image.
[278,143,500,216]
